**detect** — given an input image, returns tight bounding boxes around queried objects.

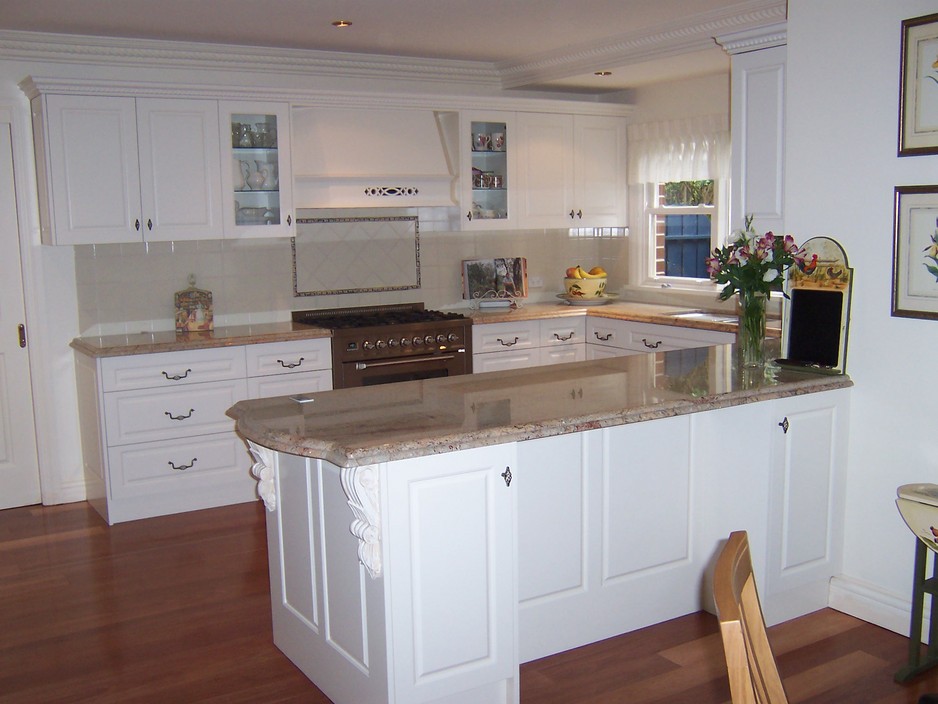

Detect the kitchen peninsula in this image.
[227,345,851,704]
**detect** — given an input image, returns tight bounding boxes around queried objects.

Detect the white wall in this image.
[787,0,938,632]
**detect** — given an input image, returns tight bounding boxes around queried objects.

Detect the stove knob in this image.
[362,340,375,350]
[424,334,435,345]
[388,338,399,348]
[436,334,447,344]
[376,339,387,349]
[401,337,411,347]
[413,336,423,346]
[447,333,459,342]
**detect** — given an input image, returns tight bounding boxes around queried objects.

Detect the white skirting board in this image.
[828,575,918,639]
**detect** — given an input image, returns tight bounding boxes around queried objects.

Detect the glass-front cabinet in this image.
[219,101,293,239]
[459,111,515,230]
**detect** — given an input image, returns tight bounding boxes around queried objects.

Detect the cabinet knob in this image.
[501,466,512,487]
[147,219,153,231]
[466,210,473,221]
[287,214,292,226]
[779,417,790,434]
[134,219,141,231]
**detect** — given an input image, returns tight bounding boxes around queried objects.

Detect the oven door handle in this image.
[354,354,456,371]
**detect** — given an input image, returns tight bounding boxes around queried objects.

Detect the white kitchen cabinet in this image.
[473,317,586,372]
[450,110,517,230]
[266,443,518,704]
[246,338,332,398]
[75,337,333,524]
[31,94,224,245]
[386,444,517,703]
[516,113,627,228]
[219,100,294,239]
[586,317,734,355]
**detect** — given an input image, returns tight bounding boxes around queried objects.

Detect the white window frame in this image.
[632,178,729,293]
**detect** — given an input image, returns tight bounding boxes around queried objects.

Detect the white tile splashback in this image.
[74,216,627,336]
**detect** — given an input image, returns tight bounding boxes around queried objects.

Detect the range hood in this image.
[291,107,457,209]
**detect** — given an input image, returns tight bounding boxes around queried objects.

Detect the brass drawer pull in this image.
[277,357,305,369]
[168,458,197,471]
[165,408,194,421]
[497,337,520,347]
[162,369,192,381]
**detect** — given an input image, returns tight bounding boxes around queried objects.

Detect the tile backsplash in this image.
[74,208,628,335]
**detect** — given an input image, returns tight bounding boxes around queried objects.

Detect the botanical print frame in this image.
[899,12,938,155]
[892,185,938,319]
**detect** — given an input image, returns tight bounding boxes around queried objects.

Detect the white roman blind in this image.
[627,115,730,183]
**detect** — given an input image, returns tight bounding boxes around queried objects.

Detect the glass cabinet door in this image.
[220,101,293,238]
[461,112,514,229]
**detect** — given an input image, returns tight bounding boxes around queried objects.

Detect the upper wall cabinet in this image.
[450,110,517,230]
[31,94,224,245]
[219,101,293,239]
[516,113,627,229]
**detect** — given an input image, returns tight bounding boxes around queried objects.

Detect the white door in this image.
[0,122,41,508]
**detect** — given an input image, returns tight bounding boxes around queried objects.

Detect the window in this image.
[651,180,715,280]
[627,115,730,291]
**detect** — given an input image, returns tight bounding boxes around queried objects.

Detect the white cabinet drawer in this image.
[474,349,540,373]
[618,322,734,352]
[103,379,248,445]
[586,318,629,349]
[107,432,250,499]
[245,338,332,377]
[539,317,586,347]
[100,346,246,391]
[472,319,539,353]
[247,369,332,398]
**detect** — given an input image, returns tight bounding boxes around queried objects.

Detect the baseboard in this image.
[40,478,87,507]
[828,574,916,638]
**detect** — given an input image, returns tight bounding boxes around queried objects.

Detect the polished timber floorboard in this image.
[2,500,937,704]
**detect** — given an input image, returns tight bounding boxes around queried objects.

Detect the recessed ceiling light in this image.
[332,20,352,28]
[594,71,612,77]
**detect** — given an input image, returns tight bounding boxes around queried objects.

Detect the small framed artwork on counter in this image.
[899,12,938,156]
[892,185,938,319]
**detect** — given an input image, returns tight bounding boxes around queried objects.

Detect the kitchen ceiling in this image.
[0,0,786,95]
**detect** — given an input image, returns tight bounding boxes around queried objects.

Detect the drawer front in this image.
[101,347,246,391]
[104,379,248,446]
[473,320,539,353]
[474,349,540,373]
[621,323,735,352]
[247,369,332,399]
[107,432,252,499]
[539,318,586,347]
[586,318,629,349]
[245,338,332,377]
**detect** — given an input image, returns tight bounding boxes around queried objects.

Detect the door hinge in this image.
[17,323,26,348]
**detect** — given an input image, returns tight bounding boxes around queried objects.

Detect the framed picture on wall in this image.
[899,12,938,155]
[892,185,938,319]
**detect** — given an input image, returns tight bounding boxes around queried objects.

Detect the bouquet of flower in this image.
[705,216,815,300]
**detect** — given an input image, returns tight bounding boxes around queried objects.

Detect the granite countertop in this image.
[70,321,332,358]
[228,344,851,468]
[70,301,768,358]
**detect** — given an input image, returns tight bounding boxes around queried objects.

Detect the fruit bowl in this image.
[564,276,607,299]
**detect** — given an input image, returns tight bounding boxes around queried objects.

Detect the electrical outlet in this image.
[529,276,544,288]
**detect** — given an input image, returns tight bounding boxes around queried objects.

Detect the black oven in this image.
[292,303,473,389]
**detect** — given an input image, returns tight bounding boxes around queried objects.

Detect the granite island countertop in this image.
[71,301,755,358]
[227,343,850,468]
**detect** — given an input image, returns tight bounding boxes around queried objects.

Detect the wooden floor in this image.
[2,500,937,704]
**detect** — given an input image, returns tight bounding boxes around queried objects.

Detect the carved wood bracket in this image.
[340,465,382,579]
[247,441,277,512]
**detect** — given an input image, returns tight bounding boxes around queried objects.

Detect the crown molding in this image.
[715,22,787,54]
[497,0,787,88]
[0,29,502,88]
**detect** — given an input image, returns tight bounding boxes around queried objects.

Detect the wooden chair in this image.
[713,531,790,704]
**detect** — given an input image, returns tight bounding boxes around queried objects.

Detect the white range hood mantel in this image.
[291,107,457,209]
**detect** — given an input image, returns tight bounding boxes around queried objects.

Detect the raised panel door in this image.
[42,94,141,244]
[516,113,573,228]
[386,444,516,703]
[573,115,627,226]
[136,98,223,241]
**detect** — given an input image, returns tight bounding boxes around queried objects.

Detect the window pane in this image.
[662,213,711,278]
[662,180,714,206]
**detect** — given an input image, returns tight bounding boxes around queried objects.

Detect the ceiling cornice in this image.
[714,22,787,54]
[497,0,787,88]
[0,29,502,88]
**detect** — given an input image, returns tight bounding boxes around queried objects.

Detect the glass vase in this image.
[736,290,767,368]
